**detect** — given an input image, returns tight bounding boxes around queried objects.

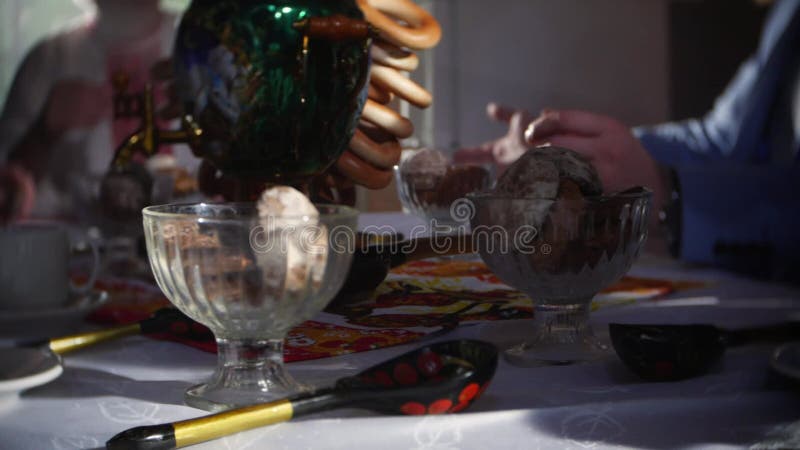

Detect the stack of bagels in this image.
[336,0,441,189]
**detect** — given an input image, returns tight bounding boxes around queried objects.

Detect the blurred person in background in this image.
[0,0,393,221]
[457,0,800,282]
[0,0,181,225]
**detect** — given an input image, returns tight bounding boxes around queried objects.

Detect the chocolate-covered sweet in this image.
[492,146,624,273]
[400,148,448,190]
[435,165,492,207]
[530,179,587,272]
[495,153,559,200]
[495,146,601,198]
[400,148,491,210]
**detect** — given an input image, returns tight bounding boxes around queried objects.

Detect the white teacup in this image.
[0,224,99,310]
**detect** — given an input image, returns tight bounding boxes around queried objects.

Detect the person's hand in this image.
[524,108,668,212]
[0,164,35,224]
[453,102,533,174]
[41,80,112,138]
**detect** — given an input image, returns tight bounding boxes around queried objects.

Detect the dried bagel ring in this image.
[349,125,402,170]
[368,82,392,104]
[371,40,419,71]
[336,150,393,189]
[357,0,441,50]
[361,99,414,139]
[370,64,432,108]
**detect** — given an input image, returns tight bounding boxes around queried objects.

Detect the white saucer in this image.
[771,343,800,382]
[0,290,109,337]
[0,347,62,408]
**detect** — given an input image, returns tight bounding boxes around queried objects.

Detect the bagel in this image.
[361,99,414,139]
[357,0,441,50]
[368,82,392,104]
[370,40,419,71]
[336,0,442,190]
[370,63,432,108]
[336,150,394,189]
[348,127,402,170]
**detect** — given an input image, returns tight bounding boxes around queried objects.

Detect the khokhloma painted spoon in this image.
[107,339,497,450]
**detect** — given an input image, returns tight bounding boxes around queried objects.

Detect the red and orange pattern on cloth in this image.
[88,259,699,362]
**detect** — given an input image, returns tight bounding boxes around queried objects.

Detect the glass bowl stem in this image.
[505,297,608,366]
[185,337,305,412]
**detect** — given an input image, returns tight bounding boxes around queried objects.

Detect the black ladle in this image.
[24,308,205,356]
[609,322,800,381]
[107,339,498,450]
[331,235,475,307]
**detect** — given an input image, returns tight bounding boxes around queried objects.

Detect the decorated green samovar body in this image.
[174,0,372,183]
[102,0,440,212]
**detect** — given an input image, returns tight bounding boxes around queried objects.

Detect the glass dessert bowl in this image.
[142,202,358,411]
[467,188,652,366]
[395,149,494,227]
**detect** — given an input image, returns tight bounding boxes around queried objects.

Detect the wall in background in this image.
[669,0,768,120]
[427,0,671,152]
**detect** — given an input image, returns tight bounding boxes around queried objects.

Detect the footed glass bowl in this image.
[143,203,357,411]
[395,157,494,227]
[467,189,651,366]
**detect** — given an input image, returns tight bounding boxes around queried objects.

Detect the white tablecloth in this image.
[2,213,800,450]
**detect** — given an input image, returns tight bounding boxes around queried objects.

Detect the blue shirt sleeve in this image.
[632,0,800,280]
[634,0,800,165]
[633,50,763,165]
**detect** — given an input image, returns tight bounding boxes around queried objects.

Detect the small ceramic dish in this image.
[0,347,62,408]
[771,343,800,382]
[0,290,109,337]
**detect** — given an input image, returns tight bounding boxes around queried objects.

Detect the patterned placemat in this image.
[87,279,425,363]
[87,259,700,362]
[327,260,695,330]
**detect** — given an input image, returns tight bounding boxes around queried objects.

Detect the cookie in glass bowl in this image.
[468,147,651,366]
[395,148,494,226]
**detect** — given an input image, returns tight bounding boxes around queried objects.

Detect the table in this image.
[2,213,800,450]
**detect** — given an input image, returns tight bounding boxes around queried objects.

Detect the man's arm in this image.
[633,0,800,166]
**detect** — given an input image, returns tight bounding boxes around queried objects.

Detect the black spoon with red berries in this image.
[107,339,497,450]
